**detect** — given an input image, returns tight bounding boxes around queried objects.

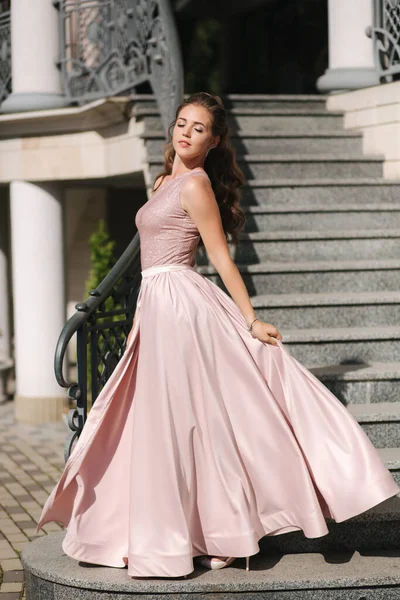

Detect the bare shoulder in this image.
[181,172,213,198]
[180,173,216,213]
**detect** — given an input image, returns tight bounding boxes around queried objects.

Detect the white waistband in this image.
[141,264,197,278]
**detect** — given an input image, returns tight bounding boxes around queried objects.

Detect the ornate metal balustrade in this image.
[55,235,141,461]
[368,0,400,81]
[54,0,184,133]
[0,3,11,105]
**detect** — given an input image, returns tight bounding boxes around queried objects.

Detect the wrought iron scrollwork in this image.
[368,0,400,81]
[55,0,183,133]
[0,3,11,106]
[54,234,142,461]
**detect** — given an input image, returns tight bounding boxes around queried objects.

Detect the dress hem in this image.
[59,475,400,578]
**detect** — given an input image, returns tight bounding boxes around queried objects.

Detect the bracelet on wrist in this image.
[247,317,259,333]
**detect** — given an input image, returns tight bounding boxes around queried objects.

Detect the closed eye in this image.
[177,123,204,133]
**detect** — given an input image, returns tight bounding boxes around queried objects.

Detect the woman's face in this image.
[172,104,219,163]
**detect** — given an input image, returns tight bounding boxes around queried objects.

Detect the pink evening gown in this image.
[37,167,400,578]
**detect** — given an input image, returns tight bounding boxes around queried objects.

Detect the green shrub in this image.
[85,219,116,303]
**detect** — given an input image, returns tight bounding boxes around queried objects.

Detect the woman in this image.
[37,92,400,579]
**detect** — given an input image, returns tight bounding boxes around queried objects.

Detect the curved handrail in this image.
[54,233,140,390]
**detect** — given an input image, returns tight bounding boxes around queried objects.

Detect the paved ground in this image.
[0,402,66,600]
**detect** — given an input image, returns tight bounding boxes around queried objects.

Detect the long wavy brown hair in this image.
[152,92,246,246]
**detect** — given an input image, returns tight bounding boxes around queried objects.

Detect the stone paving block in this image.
[18,501,41,509]
[4,484,26,495]
[23,484,43,492]
[33,475,51,482]
[29,493,49,503]
[0,546,18,559]
[0,582,24,593]
[6,534,28,543]
[12,454,27,461]
[9,542,29,553]
[0,520,21,534]
[16,478,35,486]
[27,511,43,520]
[10,514,32,523]
[2,571,24,582]
[1,500,22,508]
[5,508,25,515]
[1,558,23,570]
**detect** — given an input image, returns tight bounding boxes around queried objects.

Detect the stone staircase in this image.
[122,95,400,595]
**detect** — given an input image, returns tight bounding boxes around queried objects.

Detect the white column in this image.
[317,0,378,92]
[0,189,11,402]
[10,181,66,423]
[1,0,67,112]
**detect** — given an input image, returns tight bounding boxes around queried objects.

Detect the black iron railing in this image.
[0,5,11,105]
[55,235,141,461]
[54,0,183,134]
[368,0,400,82]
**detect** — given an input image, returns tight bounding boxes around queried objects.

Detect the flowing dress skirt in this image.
[36,263,400,578]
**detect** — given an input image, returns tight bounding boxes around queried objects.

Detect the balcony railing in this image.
[0,7,11,104]
[369,0,400,82]
[54,0,184,134]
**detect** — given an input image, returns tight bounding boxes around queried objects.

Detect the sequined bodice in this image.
[135,168,209,270]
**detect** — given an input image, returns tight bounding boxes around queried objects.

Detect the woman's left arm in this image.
[181,176,282,346]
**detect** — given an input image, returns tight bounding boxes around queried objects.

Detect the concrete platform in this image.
[22,531,400,599]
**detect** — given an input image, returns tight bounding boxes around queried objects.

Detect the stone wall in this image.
[327,81,400,180]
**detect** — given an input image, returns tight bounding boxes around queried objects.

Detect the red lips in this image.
[179,140,191,146]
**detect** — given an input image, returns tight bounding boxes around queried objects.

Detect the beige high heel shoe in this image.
[194,555,251,570]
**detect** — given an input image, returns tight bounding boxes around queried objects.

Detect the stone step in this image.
[22,511,400,599]
[281,326,400,365]
[259,487,400,556]
[244,204,400,231]
[240,178,400,207]
[130,93,158,110]
[197,258,400,295]
[149,154,383,180]
[132,93,328,111]
[144,130,363,156]
[223,93,328,110]
[347,403,400,449]
[140,109,344,133]
[251,291,400,329]
[223,229,400,264]
[310,362,400,405]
